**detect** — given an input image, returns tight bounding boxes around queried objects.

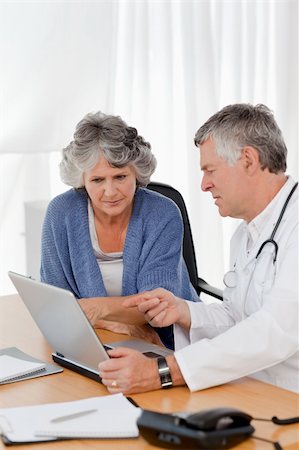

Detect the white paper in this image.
[0,355,46,382]
[0,394,140,443]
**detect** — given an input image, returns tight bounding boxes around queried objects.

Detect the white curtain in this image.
[0,0,297,295]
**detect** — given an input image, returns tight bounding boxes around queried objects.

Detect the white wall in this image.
[1,0,298,295]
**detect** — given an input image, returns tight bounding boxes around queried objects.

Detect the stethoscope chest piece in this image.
[223,270,237,288]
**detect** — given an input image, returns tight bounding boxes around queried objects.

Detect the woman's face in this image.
[83,156,137,219]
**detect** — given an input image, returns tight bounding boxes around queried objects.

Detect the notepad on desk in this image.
[36,394,141,439]
[0,355,46,383]
[0,347,63,384]
[0,394,141,444]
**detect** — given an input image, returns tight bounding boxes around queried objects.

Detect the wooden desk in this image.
[0,294,298,449]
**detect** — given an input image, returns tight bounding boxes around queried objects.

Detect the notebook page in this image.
[0,394,140,443]
[0,355,46,382]
[35,394,141,438]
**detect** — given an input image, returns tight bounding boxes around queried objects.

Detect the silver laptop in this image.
[8,271,172,382]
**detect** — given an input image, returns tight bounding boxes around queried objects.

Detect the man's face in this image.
[200,137,249,220]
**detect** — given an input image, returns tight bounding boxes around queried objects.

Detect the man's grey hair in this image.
[194,103,287,173]
[60,111,157,188]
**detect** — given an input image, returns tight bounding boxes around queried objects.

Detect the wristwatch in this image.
[157,356,173,389]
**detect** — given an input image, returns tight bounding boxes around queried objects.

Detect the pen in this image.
[51,408,97,423]
[126,397,139,408]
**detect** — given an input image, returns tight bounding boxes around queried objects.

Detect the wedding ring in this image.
[111,380,118,388]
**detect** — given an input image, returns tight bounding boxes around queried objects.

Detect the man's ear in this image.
[241,146,260,174]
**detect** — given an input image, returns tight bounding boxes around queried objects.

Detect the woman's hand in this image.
[123,288,191,330]
[78,296,146,326]
[79,296,163,344]
[94,320,163,346]
[79,297,101,326]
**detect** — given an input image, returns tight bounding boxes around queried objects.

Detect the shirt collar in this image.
[246,176,295,249]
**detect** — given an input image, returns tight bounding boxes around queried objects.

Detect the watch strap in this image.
[157,356,173,389]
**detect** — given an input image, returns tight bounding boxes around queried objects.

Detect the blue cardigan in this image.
[40,188,198,348]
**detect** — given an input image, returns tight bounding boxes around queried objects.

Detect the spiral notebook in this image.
[0,347,63,384]
[0,355,46,383]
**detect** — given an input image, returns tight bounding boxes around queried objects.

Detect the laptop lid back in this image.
[8,271,109,372]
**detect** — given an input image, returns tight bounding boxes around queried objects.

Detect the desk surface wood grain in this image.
[0,294,298,449]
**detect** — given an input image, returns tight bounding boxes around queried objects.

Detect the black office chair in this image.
[147,181,223,301]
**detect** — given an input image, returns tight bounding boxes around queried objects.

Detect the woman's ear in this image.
[241,146,260,174]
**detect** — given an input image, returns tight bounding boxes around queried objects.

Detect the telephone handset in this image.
[137,407,254,449]
[137,407,299,449]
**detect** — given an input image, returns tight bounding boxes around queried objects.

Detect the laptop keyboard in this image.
[103,345,160,359]
[103,345,113,351]
[143,351,161,358]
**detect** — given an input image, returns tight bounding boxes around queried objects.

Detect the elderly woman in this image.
[40,111,198,349]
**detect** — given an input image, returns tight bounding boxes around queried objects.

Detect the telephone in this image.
[137,407,254,449]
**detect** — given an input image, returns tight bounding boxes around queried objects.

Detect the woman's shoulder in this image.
[135,188,183,231]
[138,187,180,214]
[46,188,87,215]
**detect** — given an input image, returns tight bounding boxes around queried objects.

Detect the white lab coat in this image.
[174,177,299,393]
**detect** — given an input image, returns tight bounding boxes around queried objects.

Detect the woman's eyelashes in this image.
[91,174,127,183]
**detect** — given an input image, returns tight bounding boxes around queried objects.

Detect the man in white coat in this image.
[98,103,298,394]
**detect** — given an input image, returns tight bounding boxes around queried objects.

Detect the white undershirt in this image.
[88,200,123,296]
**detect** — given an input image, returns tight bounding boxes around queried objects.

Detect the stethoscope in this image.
[223,181,298,289]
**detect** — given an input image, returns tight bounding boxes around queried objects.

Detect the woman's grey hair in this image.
[194,103,287,173]
[60,111,157,188]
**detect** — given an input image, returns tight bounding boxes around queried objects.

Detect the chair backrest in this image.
[146,181,199,293]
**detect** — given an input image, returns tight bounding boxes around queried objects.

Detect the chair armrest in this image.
[196,278,223,301]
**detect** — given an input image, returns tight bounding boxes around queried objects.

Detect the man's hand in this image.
[123,288,191,330]
[99,348,185,394]
[99,348,161,394]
